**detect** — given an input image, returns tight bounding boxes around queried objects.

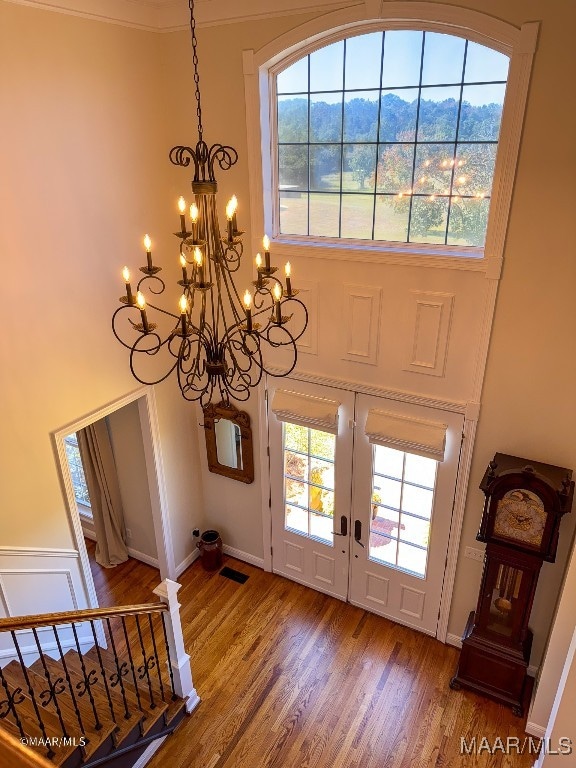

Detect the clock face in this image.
[493,489,546,548]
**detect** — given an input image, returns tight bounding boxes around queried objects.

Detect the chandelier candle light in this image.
[112,0,307,405]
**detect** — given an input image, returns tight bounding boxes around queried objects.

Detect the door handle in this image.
[332,515,348,537]
[354,519,365,548]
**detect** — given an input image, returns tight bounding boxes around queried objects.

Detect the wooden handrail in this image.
[0,729,53,768]
[0,602,168,632]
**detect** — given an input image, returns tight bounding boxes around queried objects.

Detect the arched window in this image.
[275,30,509,250]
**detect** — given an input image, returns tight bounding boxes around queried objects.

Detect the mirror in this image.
[203,401,254,484]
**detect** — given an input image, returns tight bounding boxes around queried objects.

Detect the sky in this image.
[277,31,509,108]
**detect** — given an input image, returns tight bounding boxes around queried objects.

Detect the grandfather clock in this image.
[450,453,574,715]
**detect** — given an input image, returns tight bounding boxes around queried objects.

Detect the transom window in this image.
[283,423,336,545]
[276,30,509,248]
[370,445,438,577]
[64,433,91,512]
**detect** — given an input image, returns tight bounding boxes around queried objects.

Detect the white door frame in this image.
[52,385,176,610]
[260,370,478,642]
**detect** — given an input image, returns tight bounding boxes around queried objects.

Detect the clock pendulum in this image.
[450,453,574,715]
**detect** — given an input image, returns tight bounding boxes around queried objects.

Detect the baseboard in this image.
[223,544,264,569]
[525,722,546,738]
[445,633,539,676]
[176,548,200,578]
[131,735,167,768]
[83,530,160,570]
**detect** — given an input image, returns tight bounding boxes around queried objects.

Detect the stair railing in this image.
[0,578,198,763]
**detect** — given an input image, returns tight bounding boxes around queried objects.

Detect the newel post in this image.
[153,579,200,713]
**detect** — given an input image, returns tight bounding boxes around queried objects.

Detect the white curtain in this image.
[77,421,128,568]
[271,389,341,434]
[365,409,448,461]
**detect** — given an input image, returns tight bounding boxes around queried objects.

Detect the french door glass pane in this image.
[369,446,438,577]
[283,423,336,545]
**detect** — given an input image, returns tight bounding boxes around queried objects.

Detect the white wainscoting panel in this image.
[341,284,382,366]
[0,547,94,668]
[403,291,454,377]
[295,280,318,356]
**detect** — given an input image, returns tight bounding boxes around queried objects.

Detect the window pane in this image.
[278,145,308,190]
[286,504,308,535]
[464,41,509,83]
[310,512,333,543]
[286,479,308,508]
[373,445,404,479]
[310,41,344,91]
[371,505,401,537]
[310,488,334,517]
[400,513,430,548]
[404,453,436,488]
[409,195,449,244]
[340,194,374,239]
[345,32,383,89]
[447,197,489,247]
[284,450,308,482]
[453,143,497,197]
[372,476,401,509]
[310,456,334,490]
[421,32,466,85]
[277,57,308,94]
[382,31,423,87]
[343,93,379,142]
[279,192,308,235]
[398,541,427,576]
[310,145,341,191]
[414,143,455,195]
[370,532,398,566]
[459,84,505,141]
[402,484,434,519]
[309,193,339,237]
[374,195,409,242]
[310,430,335,460]
[278,96,308,142]
[418,86,461,141]
[376,144,414,194]
[379,90,419,142]
[284,423,308,452]
[310,93,342,142]
[343,145,377,192]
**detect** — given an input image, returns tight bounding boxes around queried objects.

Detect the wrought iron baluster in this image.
[147,614,166,703]
[32,627,69,738]
[135,615,156,709]
[105,618,131,720]
[89,621,117,726]
[160,612,178,701]
[10,630,55,759]
[121,617,143,713]
[0,664,26,741]
[52,625,87,738]
[71,622,102,730]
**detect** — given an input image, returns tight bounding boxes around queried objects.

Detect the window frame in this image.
[64,433,92,516]
[244,8,538,272]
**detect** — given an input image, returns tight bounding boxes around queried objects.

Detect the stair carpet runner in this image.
[0,646,186,767]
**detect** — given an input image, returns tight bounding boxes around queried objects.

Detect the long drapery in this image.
[77,421,128,568]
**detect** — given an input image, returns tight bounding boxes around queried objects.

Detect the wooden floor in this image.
[87,543,536,768]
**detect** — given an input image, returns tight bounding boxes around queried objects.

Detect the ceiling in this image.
[6,0,359,31]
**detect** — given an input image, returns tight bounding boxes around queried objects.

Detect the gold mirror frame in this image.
[203,401,255,484]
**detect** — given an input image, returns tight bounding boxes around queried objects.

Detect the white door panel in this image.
[349,394,463,634]
[269,379,354,600]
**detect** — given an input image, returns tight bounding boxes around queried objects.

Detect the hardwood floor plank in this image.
[85,543,537,768]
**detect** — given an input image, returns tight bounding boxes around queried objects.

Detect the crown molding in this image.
[2,0,359,32]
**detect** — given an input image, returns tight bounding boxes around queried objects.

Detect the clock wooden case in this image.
[451,453,574,715]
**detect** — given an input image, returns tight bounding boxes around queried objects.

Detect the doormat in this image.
[219,566,249,584]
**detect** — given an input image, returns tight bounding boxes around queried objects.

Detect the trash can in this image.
[197,530,223,571]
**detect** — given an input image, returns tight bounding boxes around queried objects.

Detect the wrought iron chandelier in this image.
[112,0,307,406]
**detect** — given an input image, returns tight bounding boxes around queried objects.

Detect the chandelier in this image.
[112,0,307,406]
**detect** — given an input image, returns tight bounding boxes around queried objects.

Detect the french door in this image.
[268,379,464,636]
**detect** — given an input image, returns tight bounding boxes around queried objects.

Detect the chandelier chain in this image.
[189,0,203,143]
